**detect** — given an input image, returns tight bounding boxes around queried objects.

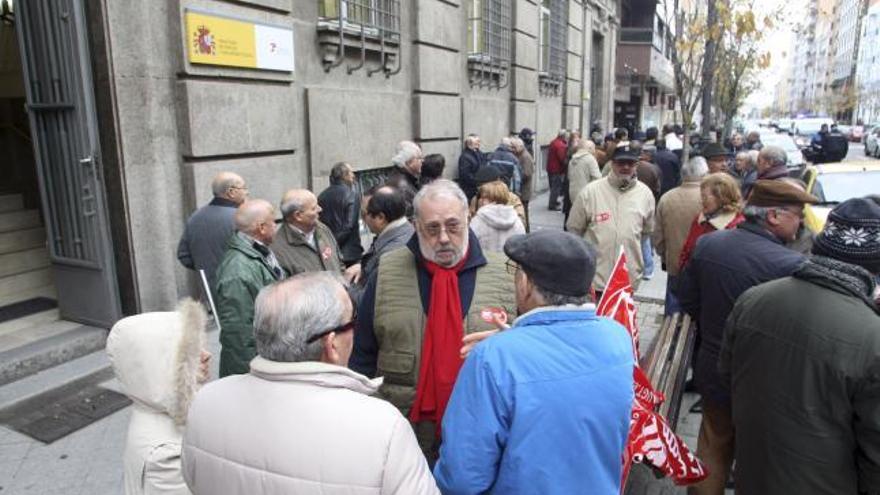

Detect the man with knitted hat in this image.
[435,230,634,494]
[720,196,880,495]
[678,179,819,495]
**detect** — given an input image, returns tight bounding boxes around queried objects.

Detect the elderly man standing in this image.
[356,185,415,294]
[271,189,344,278]
[678,180,819,495]
[755,145,789,181]
[511,136,534,231]
[183,272,439,495]
[387,140,424,217]
[702,142,733,174]
[730,150,758,198]
[567,143,656,296]
[487,136,521,195]
[547,130,569,210]
[434,230,634,494]
[567,138,602,203]
[457,134,484,201]
[654,156,708,315]
[720,197,880,495]
[318,162,363,268]
[214,199,284,377]
[350,180,516,462]
[177,172,248,290]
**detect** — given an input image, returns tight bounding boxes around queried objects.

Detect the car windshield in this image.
[813,171,880,203]
[760,135,798,151]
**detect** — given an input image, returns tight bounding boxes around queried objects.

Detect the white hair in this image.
[412,179,469,219]
[254,272,347,363]
[682,156,709,180]
[391,140,421,168]
[234,200,272,235]
[759,145,787,167]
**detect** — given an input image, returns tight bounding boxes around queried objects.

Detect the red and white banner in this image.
[597,248,708,488]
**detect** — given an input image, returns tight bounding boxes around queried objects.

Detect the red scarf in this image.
[409,253,468,434]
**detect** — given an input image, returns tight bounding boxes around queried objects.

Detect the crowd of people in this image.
[109,124,880,495]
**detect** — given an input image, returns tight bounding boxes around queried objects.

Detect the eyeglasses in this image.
[505,259,520,275]
[230,185,249,191]
[421,220,464,238]
[306,319,356,344]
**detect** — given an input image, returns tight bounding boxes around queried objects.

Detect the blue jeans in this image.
[641,237,655,277]
[665,275,681,316]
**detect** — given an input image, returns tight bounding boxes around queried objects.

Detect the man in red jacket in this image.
[547,130,569,210]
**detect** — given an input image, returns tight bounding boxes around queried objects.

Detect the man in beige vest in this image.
[350,179,515,464]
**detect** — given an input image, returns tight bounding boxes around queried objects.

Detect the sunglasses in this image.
[306,293,358,344]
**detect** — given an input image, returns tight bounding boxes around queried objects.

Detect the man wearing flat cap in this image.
[678,179,819,495]
[567,143,656,295]
[720,196,880,495]
[434,230,635,495]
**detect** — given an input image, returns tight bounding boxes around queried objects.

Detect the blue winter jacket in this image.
[434,306,634,495]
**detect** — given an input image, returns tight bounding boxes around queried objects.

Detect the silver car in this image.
[866,127,880,158]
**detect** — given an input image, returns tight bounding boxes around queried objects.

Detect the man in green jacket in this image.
[215,199,284,377]
[721,197,880,495]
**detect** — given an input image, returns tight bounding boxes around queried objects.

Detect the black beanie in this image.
[812,197,880,273]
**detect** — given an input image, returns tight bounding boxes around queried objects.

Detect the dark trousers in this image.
[548,173,564,209]
[522,200,531,232]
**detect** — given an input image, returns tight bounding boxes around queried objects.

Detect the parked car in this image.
[759,132,806,172]
[849,125,865,142]
[801,160,880,233]
[866,127,880,157]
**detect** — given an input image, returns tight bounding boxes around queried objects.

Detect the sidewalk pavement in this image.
[0,190,703,495]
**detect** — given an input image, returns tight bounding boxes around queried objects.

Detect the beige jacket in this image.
[653,180,702,276]
[107,299,207,495]
[567,150,602,201]
[566,177,655,290]
[182,358,439,495]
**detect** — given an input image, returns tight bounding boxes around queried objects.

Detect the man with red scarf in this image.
[350,179,515,463]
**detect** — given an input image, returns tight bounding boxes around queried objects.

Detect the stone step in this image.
[0,308,60,339]
[0,321,108,386]
[0,210,40,233]
[0,246,50,278]
[0,227,46,255]
[0,194,23,213]
[0,318,80,355]
[0,348,111,412]
[0,269,53,305]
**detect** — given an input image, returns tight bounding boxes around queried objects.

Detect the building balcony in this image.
[616,31,675,90]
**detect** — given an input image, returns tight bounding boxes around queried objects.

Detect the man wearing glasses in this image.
[183,272,440,494]
[677,179,819,495]
[434,230,634,494]
[350,180,515,464]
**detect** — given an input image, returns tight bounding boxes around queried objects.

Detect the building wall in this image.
[857,2,880,123]
[95,0,618,311]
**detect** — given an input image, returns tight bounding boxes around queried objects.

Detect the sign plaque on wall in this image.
[185,9,294,72]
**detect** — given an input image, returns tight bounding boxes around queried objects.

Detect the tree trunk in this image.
[701,0,718,138]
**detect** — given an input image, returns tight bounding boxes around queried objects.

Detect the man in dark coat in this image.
[318,162,363,267]
[177,172,248,292]
[354,185,414,298]
[458,134,485,201]
[487,137,521,195]
[655,140,682,196]
[678,180,819,495]
[386,140,423,218]
[721,197,880,495]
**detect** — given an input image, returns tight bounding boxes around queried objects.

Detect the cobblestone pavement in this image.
[0,190,708,494]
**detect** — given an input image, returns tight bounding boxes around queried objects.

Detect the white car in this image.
[759,133,806,171]
[866,127,880,157]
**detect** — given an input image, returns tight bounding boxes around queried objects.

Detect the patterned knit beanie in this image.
[812,197,880,273]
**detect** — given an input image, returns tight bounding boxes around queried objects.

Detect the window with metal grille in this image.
[538,0,567,95]
[466,0,511,88]
[317,0,402,75]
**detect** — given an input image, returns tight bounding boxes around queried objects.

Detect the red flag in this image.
[596,247,708,487]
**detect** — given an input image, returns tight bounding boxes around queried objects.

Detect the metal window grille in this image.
[467,0,511,88]
[319,0,400,34]
[539,0,567,95]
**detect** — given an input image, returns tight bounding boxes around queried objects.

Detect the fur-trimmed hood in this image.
[107,299,207,424]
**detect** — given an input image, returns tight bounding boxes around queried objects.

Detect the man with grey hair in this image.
[318,162,363,268]
[387,140,424,218]
[653,156,708,315]
[177,171,248,291]
[510,136,534,231]
[457,133,485,201]
[271,188,345,278]
[731,150,758,198]
[351,179,515,463]
[678,180,818,494]
[214,199,284,377]
[756,145,789,181]
[183,272,440,495]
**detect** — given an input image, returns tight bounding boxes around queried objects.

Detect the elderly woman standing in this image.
[107,299,211,495]
[567,139,602,202]
[678,173,745,271]
[471,181,526,252]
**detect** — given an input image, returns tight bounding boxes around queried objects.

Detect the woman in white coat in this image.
[106,299,211,495]
[470,180,526,252]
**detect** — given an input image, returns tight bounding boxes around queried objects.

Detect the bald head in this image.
[235,199,276,244]
[281,189,322,232]
[212,172,247,204]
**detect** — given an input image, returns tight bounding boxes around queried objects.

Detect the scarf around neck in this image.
[409,252,469,434]
[794,255,879,314]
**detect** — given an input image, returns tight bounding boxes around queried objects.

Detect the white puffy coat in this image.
[181,357,439,495]
[107,299,207,495]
